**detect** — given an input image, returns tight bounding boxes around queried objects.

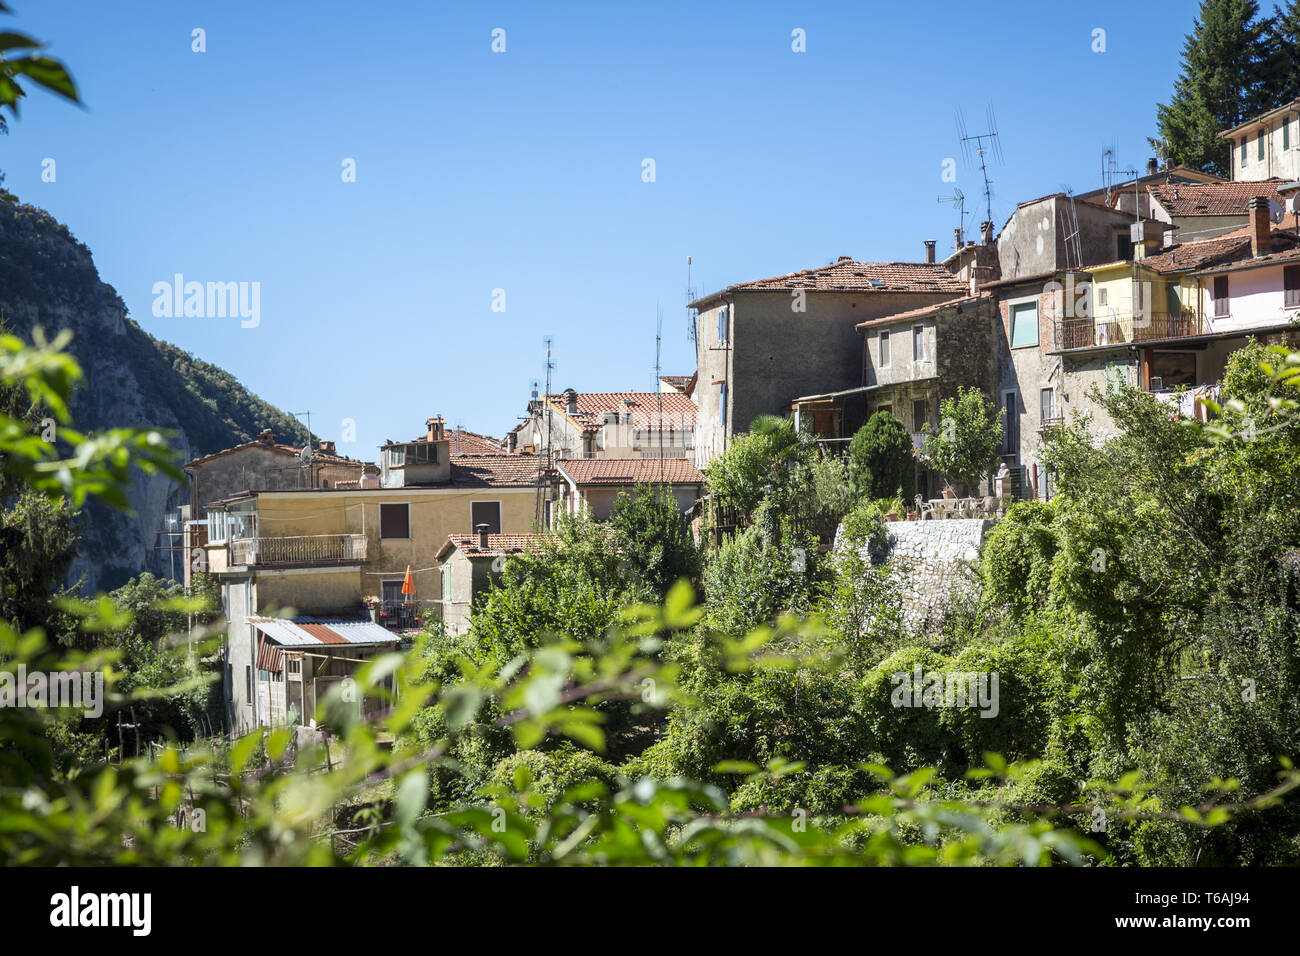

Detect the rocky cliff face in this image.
[0,201,309,593]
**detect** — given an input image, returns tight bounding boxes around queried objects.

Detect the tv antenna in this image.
[938,187,967,249]
[957,106,1004,225]
[535,337,555,528]
[1102,148,1138,214]
[655,305,665,481]
[686,256,698,347]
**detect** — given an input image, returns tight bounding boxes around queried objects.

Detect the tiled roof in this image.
[691,258,966,306]
[1149,181,1282,218]
[545,391,697,433]
[557,457,703,485]
[1139,230,1253,273]
[449,454,543,487]
[856,293,989,330]
[438,533,553,560]
[447,429,506,455]
[1193,241,1300,274]
[185,437,370,470]
[659,375,694,391]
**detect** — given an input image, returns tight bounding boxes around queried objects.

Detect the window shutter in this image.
[470,500,502,534]
[717,307,728,342]
[1213,276,1229,317]
[1285,265,1300,308]
[379,502,410,539]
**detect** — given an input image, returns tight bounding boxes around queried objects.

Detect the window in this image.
[1166,280,1181,314]
[717,306,729,342]
[1116,233,1133,261]
[287,657,301,675]
[1241,136,1248,167]
[1213,275,1229,317]
[1259,129,1265,161]
[1010,301,1039,348]
[912,325,924,361]
[1286,119,1291,151]
[379,502,410,539]
[911,399,927,432]
[381,579,405,604]
[1286,265,1300,309]
[470,500,502,534]
[1098,287,1108,306]
[878,331,890,367]
[245,665,251,699]
[1151,351,1196,390]
[1040,388,1056,423]
[719,383,727,426]
[441,567,452,604]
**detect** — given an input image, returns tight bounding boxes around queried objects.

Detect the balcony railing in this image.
[231,534,367,567]
[1054,311,1207,350]
[910,430,928,452]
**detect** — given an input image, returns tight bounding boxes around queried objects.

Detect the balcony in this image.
[230,534,367,567]
[1054,311,1207,351]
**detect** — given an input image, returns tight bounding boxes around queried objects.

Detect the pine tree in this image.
[1153,0,1273,176]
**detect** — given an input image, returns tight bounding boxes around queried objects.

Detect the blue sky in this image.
[3,0,1205,457]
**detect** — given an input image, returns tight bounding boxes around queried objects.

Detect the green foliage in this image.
[704,414,814,516]
[608,483,700,600]
[922,386,1005,494]
[702,523,823,635]
[979,501,1058,619]
[1152,0,1272,176]
[819,499,900,656]
[0,8,79,123]
[848,410,915,500]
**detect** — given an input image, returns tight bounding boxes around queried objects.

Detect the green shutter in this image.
[1242,136,1248,166]
[1259,130,1265,160]
[1010,302,1039,349]
[1285,120,1291,150]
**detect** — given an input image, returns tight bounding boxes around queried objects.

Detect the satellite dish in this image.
[298,445,313,466]
[1270,198,1285,224]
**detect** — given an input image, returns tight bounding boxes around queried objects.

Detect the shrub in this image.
[848,411,915,500]
[980,501,1058,619]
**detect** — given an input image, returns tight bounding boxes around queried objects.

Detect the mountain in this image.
[0,200,310,592]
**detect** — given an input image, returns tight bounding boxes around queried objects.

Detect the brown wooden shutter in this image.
[1213,276,1229,317]
[379,502,410,539]
[1285,265,1300,308]
[470,501,502,534]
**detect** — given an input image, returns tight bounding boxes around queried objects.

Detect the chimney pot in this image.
[563,388,578,415]
[257,428,275,444]
[1147,157,1159,176]
[923,240,936,264]
[426,416,445,442]
[954,227,963,250]
[476,523,490,549]
[980,220,994,245]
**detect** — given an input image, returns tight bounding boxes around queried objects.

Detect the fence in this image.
[231,534,367,567]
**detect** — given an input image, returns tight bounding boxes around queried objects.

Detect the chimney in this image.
[476,523,490,550]
[1249,196,1271,257]
[563,388,578,415]
[426,416,445,442]
[1147,157,1159,176]
[954,227,963,251]
[923,240,936,264]
[317,440,336,456]
[257,428,275,444]
[980,220,994,245]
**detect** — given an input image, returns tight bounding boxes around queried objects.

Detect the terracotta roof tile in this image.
[449,454,543,487]
[1149,181,1283,218]
[691,258,966,306]
[557,457,703,485]
[545,391,697,433]
[856,293,990,330]
[447,429,506,455]
[439,532,554,559]
[185,437,371,470]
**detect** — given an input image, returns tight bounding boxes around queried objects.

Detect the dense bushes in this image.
[848,410,914,500]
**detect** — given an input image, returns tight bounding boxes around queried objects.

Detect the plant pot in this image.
[367,607,380,623]
[941,487,956,499]
[884,512,899,522]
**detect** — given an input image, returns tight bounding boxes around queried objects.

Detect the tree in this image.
[847,410,915,500]
[921,386,1005,495]
[1152,0,1273,176]
[608,483,701,600]
[704,414,813,516]
[1266,1,1300,119]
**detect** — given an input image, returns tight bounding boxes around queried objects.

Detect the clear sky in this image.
[3,0,1205,458]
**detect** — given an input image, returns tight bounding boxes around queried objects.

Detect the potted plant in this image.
[941,482,957,500]
[363,595,381,623]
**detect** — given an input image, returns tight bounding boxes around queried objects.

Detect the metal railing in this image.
[230,534,367,567]
[1054,311,1207,350]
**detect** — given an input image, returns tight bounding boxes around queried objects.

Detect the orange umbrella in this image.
[401,565,414,602]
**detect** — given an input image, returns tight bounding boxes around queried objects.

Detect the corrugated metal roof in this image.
[249,617,400,647]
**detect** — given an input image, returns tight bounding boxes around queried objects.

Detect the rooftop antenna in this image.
[686,256,697,347]
[1102,148,1138,216]
[535,337,555,528]
[957,105,1004,226]
[938,187,967,249]
[454,417,465,455]
[655,305,665,481]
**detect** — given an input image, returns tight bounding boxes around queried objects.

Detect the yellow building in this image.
[205,422,541,733]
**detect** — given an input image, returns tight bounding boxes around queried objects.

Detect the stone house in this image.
[689,255,967,470]
[435,531,550,636]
